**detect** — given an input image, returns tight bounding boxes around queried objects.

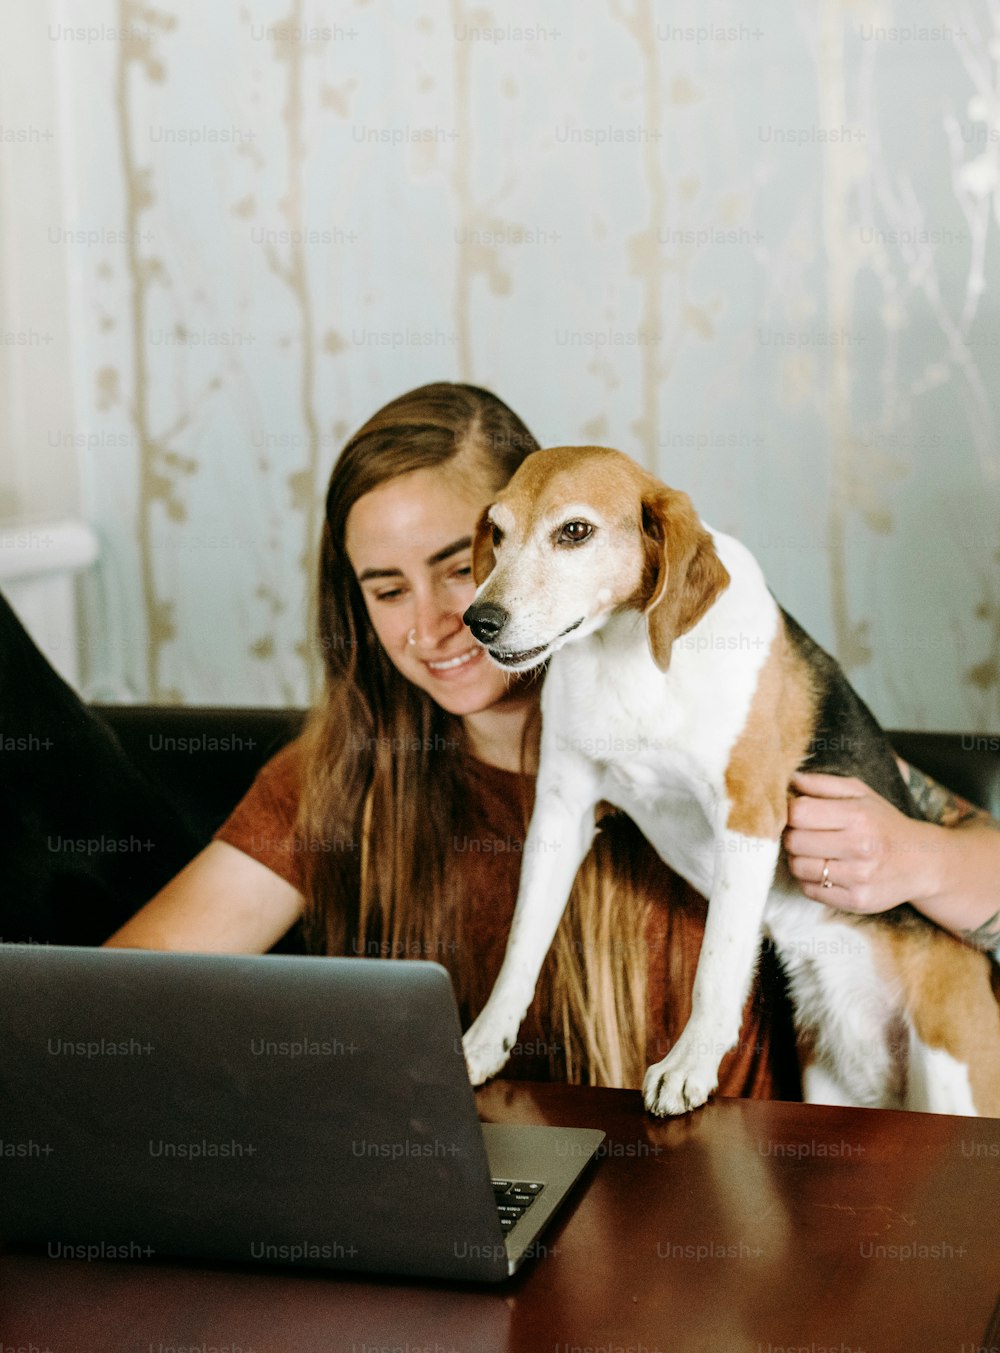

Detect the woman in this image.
[101,382,998,1094]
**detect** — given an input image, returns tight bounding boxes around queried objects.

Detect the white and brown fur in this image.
[461,445,1000,1116]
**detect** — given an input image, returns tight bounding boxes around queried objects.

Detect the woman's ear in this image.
[470,506,497,585]
[640,486,731,671]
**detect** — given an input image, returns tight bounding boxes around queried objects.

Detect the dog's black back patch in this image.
[781,606,922,820]
[780,607,928,930]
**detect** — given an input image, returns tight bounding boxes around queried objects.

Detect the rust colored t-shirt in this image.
[213,737,802,1101]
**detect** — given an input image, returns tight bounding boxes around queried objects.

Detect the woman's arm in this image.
[783,760,1000,953]
[103,839,305,953]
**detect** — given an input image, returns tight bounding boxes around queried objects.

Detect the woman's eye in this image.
[445,564,474,590]
[375,588,403,603]
[559,520,593,544]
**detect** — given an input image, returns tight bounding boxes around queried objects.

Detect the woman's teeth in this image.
[426,646,480,672]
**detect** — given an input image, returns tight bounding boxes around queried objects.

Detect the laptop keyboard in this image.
[492,1179,544,1232]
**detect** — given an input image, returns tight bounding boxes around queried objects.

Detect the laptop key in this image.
[494,1179,544,1232]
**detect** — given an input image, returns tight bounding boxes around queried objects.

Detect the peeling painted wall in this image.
[13,0,1000,726]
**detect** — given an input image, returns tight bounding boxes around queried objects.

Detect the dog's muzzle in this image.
[463,602,583,668]
[463,600,548,666]
[463,601,508,645]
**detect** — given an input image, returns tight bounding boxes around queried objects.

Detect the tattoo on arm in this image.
[893,759,1000,953]
[959,909,1000,954]
[899,760,987,829]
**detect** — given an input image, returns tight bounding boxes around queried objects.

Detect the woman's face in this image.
[344,465,514,716]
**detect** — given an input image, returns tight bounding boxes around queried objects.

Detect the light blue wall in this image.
[30,0,1000,726]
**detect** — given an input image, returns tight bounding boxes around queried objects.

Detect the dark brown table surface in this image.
[2,1081,999,1353]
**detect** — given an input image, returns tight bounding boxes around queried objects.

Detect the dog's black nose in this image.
[463,602,508,645]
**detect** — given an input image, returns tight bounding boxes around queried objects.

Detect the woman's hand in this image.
[783,770,941,914]
[784,765,1000,955]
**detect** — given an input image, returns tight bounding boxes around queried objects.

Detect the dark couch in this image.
[93,705,1000,845]
[4,587,996,951]
[92,704,308,846]
[4,696,999,950]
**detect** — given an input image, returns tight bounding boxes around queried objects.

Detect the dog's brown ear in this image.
[640,486,730,671]
[470,506,497,584]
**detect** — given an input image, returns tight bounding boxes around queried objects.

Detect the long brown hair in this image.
[295,382,652,1087]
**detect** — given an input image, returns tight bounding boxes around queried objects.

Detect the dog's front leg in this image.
[463,754,601,1086]
[643,827,780,1115]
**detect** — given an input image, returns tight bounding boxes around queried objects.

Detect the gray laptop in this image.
[0,945,603,1281]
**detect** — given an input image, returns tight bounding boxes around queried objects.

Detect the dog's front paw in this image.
[462,1010,523,1086]
[642,1034,722,1116]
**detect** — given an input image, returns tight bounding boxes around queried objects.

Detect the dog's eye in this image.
[490,523,504,548]
[558,520,592,545]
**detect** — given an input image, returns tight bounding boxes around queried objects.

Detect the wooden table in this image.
[2,1081,999,1353]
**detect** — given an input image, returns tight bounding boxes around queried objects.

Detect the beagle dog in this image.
[461,445,1000,1116]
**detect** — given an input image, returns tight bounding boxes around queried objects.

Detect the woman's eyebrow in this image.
[426,534,472,567]
[357,535,472,583]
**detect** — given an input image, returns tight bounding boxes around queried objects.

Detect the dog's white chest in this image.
[597,758,718,898]
[543,637,731,898]
[607,758,665,794]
